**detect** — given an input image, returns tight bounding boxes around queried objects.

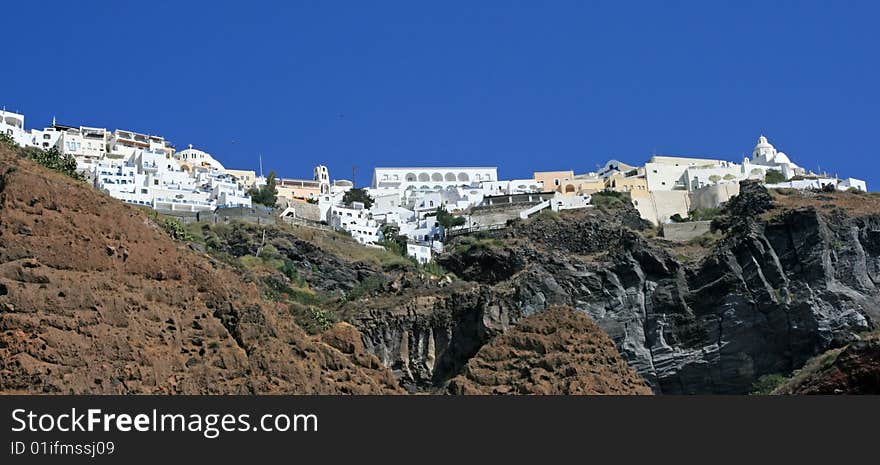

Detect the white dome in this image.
[754,135,774,150]
[774,152,791,164]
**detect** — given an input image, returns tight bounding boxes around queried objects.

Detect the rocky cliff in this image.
[0,146,402,394]
[448,306,651,394]
[0,145,644,395]
[347,182,880,394]
[6,139,877,395]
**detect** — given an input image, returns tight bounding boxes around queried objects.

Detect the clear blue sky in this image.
[4,1,878,188]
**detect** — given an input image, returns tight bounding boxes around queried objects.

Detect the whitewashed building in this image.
[0,110,29,146]
[372,167,498,189]
[750,135,805,180]
[175,144,225,171]
[406,243,432,264]
[330,202,382,245]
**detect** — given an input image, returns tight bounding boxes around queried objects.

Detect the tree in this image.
[248,171,278,207]
[342,187,373,208]
[378,224,407,256]
[708,175,721,184]
[435,206,466,229]
[723,174,736,181]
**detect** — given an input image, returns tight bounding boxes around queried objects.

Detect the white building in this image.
[372,167,499,189]
[175,144,225,171]
[550,192,592,212]
[750,135,805,180]
[766,176,868,192]
[108,129,170,161]
[480,179,544,196]
[645,156,733,191]
[26,124,64,151]
[406,243,433,264]
[839,177,868,191]
[330,202,382,245]
[399,215,442,243]
[0,110,29,146]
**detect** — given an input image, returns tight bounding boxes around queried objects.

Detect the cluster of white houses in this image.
[2,107,869,263]
[1,109,253,212]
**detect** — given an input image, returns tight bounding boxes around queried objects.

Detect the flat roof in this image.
[373,167,497,170]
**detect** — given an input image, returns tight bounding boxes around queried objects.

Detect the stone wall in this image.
[631,183,740,225]
[285,201,322,222]
[661,220,712,242]
[158,206,277,225]
[690,183,739,210]
[469,204,533,228]
[631,190,691,225]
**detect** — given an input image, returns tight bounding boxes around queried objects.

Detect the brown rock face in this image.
[775,335,880,395]
[448,306,652,395]
[0,147,402,394]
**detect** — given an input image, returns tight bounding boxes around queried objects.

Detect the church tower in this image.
[314,165,330,194]
[752,135,777,164]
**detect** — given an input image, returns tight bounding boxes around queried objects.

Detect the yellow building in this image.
[277,178,323,202]
[571,175,605,194]
[534,170,573,192]
[605,172,649,193]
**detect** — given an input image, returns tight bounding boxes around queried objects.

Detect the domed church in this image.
[750,135,804,180]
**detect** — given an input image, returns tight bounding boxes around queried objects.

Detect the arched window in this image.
[405,172,417,181]
[445,172,456,181]
[431,173,443,182]
[418,173,430,182]
[458,172,469,182]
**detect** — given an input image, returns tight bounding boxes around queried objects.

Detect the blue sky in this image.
[4,1,878,188]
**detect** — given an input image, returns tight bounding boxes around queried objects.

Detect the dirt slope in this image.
[0,146,402,394]
[448,306,652,395]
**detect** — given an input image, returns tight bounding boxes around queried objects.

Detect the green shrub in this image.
[764,170,787,184]
[750,373,788,395]
[0,133,17,151]
[688,207,721,222]
[590,191,630,209]
[535,209,560,221]
[278,260,307,287]
[345,276,386,301]
[435,206,466,229]
[421,260,446,277]
[342,187,374,208]
[686,232,717,248]
[162,217,195,242]
[309,307,335,331]
[247,171,278,207]
[288,303,336,334]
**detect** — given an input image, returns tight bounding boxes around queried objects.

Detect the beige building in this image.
[534,170,574,191]
[534,170,604,195]
[277,178,323,202]
[605,172,649,192]
[276,165,332,204]
[225,169,257,190]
